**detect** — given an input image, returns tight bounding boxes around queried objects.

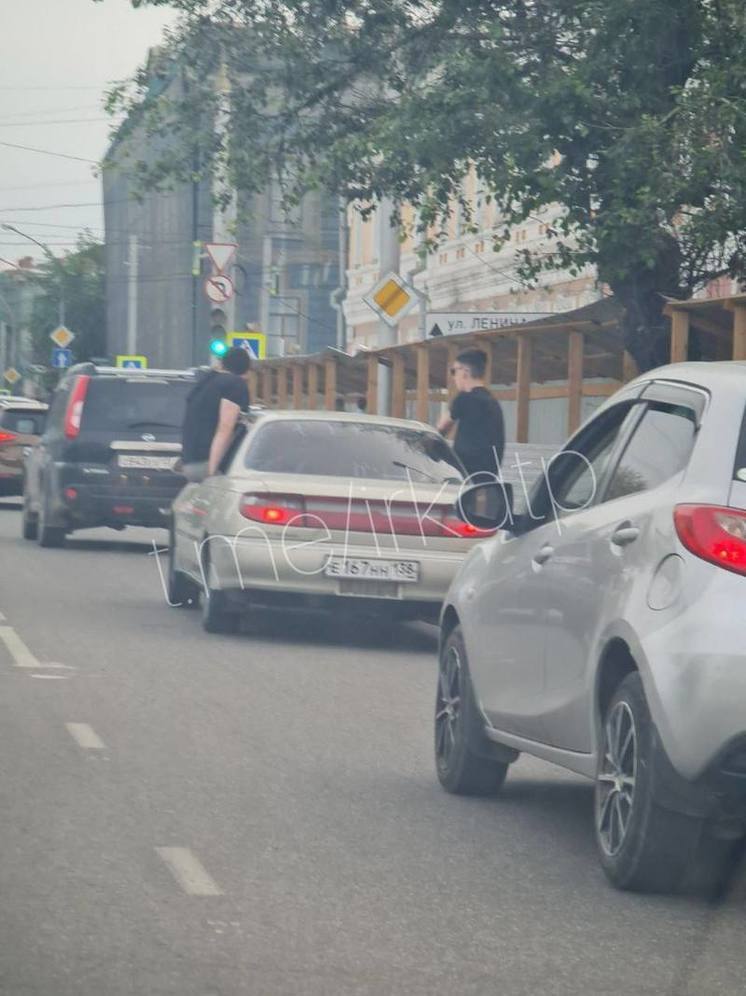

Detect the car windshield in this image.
[243,419,465,483]
[80,379,193,433]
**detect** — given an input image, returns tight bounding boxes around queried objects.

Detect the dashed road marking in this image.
[156,847,223,897]
[0,625,39,668]
[66,723,106,750]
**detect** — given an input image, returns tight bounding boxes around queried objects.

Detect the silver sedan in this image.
[437,361,746,893]
[167,410,490,633]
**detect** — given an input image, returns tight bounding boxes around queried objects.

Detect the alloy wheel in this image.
[596,701,638,857]
[435,644,463,768]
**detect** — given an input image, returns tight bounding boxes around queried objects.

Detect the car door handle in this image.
[611,523,640,547]
[533,544,554,566]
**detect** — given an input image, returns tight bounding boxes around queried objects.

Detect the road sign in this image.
[115,355,148,370]
[204,273,234,304]
[205,242,237,274]
[3,367,20,385]
[426,311,552,337]
[364,272,417,327]
[50,325,75,349]
[52,347,72,369]
[226,331,267,360]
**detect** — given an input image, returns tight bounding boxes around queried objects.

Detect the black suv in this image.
[23,363,198,546]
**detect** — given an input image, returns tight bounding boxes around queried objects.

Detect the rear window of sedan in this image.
[244,420,465,484]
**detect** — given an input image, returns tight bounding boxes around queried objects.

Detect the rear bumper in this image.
[53,466,184,529]
[202,533,468,607]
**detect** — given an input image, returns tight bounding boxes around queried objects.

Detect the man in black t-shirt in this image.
[181,347,251,482]
[437,348,505,480]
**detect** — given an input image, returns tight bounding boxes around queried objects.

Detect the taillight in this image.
[64,375,91,439]
[240,493,305,525]
[674,504,746,576]
[238,492,492,539]
[0,430,17,443]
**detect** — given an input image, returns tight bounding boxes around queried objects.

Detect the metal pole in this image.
[376,197,400,415]
[192,176,200,366]
[127,234,138,355]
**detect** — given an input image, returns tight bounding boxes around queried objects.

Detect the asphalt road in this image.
[0,498,743,996]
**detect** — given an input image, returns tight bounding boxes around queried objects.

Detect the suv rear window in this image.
[0,410,45,434]
[80,378,193,434]
[244,420,464,483]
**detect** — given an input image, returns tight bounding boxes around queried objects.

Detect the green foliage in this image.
[111,0,746,369]
[30,234,106,371]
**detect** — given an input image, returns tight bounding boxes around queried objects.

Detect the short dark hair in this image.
[222,346,251,375]
[456,348,487,379]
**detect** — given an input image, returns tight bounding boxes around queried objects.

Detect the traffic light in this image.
[209,307,227,358]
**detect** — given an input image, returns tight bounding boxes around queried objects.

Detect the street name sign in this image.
[364,272,417,327]
[426,311,552,337]
[50,325,75,349]
[115,355,148,370]
[226,331,267,360]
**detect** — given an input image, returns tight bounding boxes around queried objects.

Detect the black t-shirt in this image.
[181,370,250,464]
[450,387,505,476]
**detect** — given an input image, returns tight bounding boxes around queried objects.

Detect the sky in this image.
[0,0,176,267]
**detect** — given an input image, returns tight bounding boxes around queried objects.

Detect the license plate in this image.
[118,454,178,470]
[324,556,420,583]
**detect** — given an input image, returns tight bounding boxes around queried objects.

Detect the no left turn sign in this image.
[204,273,234,304]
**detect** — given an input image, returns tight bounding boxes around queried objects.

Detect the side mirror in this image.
[456,481,514,532]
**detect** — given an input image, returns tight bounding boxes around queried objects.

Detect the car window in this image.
[244,420,465,483]
[5,414,42,434]
[604,401,697,501]
[529,401,638,518]
[81,379,193,433]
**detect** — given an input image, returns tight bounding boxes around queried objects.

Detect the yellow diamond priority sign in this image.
[50,325,75,349]
[3,367,21,385]
[364,272,417,327]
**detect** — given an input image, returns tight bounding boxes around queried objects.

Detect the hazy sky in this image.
[0,0,175,267]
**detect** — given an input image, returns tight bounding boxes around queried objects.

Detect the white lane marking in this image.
[66,723,106,750]
[156,847,223,897]
[30,674,69,681]
[0,611,6,622]
[0,625,39,668]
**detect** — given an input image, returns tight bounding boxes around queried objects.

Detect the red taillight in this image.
[674,504,746,576]
[64,375,91,439]
[0,430,17,444]
[238,493,493,539]
[240,494,305,525]
[64,487,78,501]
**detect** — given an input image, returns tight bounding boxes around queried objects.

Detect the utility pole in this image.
[376,196,401,415]
[127,234,138,355]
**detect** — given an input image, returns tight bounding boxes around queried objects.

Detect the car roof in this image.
[65,363,198,381]
[627,360,746,392]
[250,408,437,434]
[0,397,47,410]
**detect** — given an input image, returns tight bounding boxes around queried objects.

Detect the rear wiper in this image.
[392,460,441,484]
[127,421,178,429]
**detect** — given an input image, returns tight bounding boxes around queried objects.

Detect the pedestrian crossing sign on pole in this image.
[226,331,266,360]
[115,355,148,370]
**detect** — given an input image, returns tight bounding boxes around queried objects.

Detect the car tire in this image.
[21,491,38,541]
[435,626,510,796]
[200,546,240,634]
[594,672,702,893]
[167,527,200,608]
[37,486,65,549]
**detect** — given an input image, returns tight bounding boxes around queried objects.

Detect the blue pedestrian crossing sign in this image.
[226,331,266,360]
[52,347,73,369]
[115,355,148,370]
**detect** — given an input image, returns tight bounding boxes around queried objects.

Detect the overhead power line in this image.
[0,117,109,127]
[0,140,98,164]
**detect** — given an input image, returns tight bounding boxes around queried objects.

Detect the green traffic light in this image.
[210,339,228,357]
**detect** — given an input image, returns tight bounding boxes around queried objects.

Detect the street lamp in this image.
[1,223,65,326]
